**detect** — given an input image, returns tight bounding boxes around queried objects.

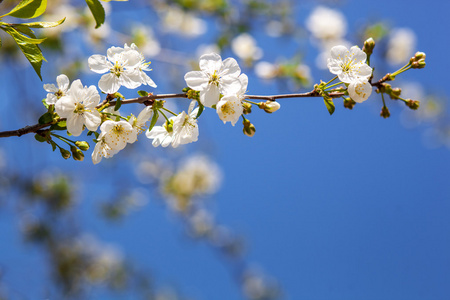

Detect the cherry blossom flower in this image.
[146,118,176,147]
[88,44,156,94]
[43,74,70,105]
[128,106,153,135]
[124,43,157,89]
[327,45,372,83]
[55,80,101,136]
[92,131,118,164]
[216,74,248,126]
[306,6,347,40]
[101,120,137,151]
[231,33,263,62]
[386,28,416,65]
[184,53,241,108]
[348,79,372,103]
[171,101,199,147]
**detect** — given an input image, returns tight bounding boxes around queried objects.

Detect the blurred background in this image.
[0,0,449,299]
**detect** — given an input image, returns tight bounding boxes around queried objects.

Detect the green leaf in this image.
[148,110,159,132]
[195,102,204,119]
[34,133,47,142]
[114,98,122,111]
[137,90,148,97]
[11,25,36,38]
[323,96,335,116]
[1,0,47,19]
[51,141,57,151]
[38,112,53,124]
[19,18,65,28]
[85,0,105,29]
[1,26,46,80]
[50,120,66,131]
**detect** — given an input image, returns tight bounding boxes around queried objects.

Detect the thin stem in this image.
[324,76,338,86]
[161,107,178,116]
[51,133,75,145]
[243,99,260,105]
[159,109,170,123]
[325,82,344,90]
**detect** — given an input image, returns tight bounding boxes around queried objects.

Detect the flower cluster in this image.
[88,43,156,94]
[327,45,373,103]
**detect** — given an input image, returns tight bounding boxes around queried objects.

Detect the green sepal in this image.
[148,110,159,132]
[137,90,148,97]
[87,131,100,139]
[195,102,204,119]
[85,0,105,29]
[34,133,47,142]
[50,140,57,151]
[50,120,66,131]
[323,96,335,116]
[114,97,122,111]
[38,112,53,124]
[42,98,49,109]
[1,0,47,19]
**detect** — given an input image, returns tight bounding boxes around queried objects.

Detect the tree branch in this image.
[0,78,387,138]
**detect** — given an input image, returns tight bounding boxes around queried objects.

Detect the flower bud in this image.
[72,149,85,161]
[405,99,420,110]
[263,101,281,113]
[343,98,356,110]
[60,148,71,159]
[242,102,252,115]
[75,141,90,151]
[390,88,401,99]
[414,51,426,60]
[164,120,174,133]
[363,37,375,56]
[380,106,390,119]
[242,119,256,137]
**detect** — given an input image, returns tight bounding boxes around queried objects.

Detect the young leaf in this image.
[137,90,148,97]
[114,98,122,111]
[1,26,46,80]
[1,0,47,19]
[38,112,53,124]
[195,102,204,119]
[85,0,105,29]
[148,110,159,131]
[19,18,66,28]
[323,96,335,116]
[34,133,47,142]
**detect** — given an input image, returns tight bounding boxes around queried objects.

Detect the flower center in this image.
[209,71,220,86]
[73,102,86,114]
[111,61,124,77]
[112,124,124,135]
[220,102,235,117]
[55,90,64,99]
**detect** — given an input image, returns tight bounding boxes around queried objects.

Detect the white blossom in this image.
[146,118,176,147]
[255,61,278,79]
[231,33,263,61]
[88,44,156,94]
[101,120,137,151]
[327,45,372,83]
[92,131,118,164]
[386,28,416,65]
[347,79,372,103]
[184,53,241,107]
[171,101,200,147]
[306,6,347,40]
[55,80,101,136]
[124,43,157,88]
[44,74,70,105]
[129,106,153,135]
[216,73,248,126]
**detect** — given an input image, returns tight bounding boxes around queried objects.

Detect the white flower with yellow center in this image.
[124,43,157,88]
[128,106,153,135]
[327,45,372,83]
[55,80,101,136]
[43,74,70,105]
[91,132,118,165]
[184,53,241,108]
[146,118,176,147]
[101,120,137,151]
[216,73,248,126]
[88,45,146,94]
[348,79,373,103]
[171,101,200,148]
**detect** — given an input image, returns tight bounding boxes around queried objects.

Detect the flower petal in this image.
[56,74,70,91]
[66,114,84,136]
[200,84,220,108]
[199,53,223,73]
[98,73,120,94]
[88,55,112,74]
[221,57,241,77]
[184,71,209,90]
